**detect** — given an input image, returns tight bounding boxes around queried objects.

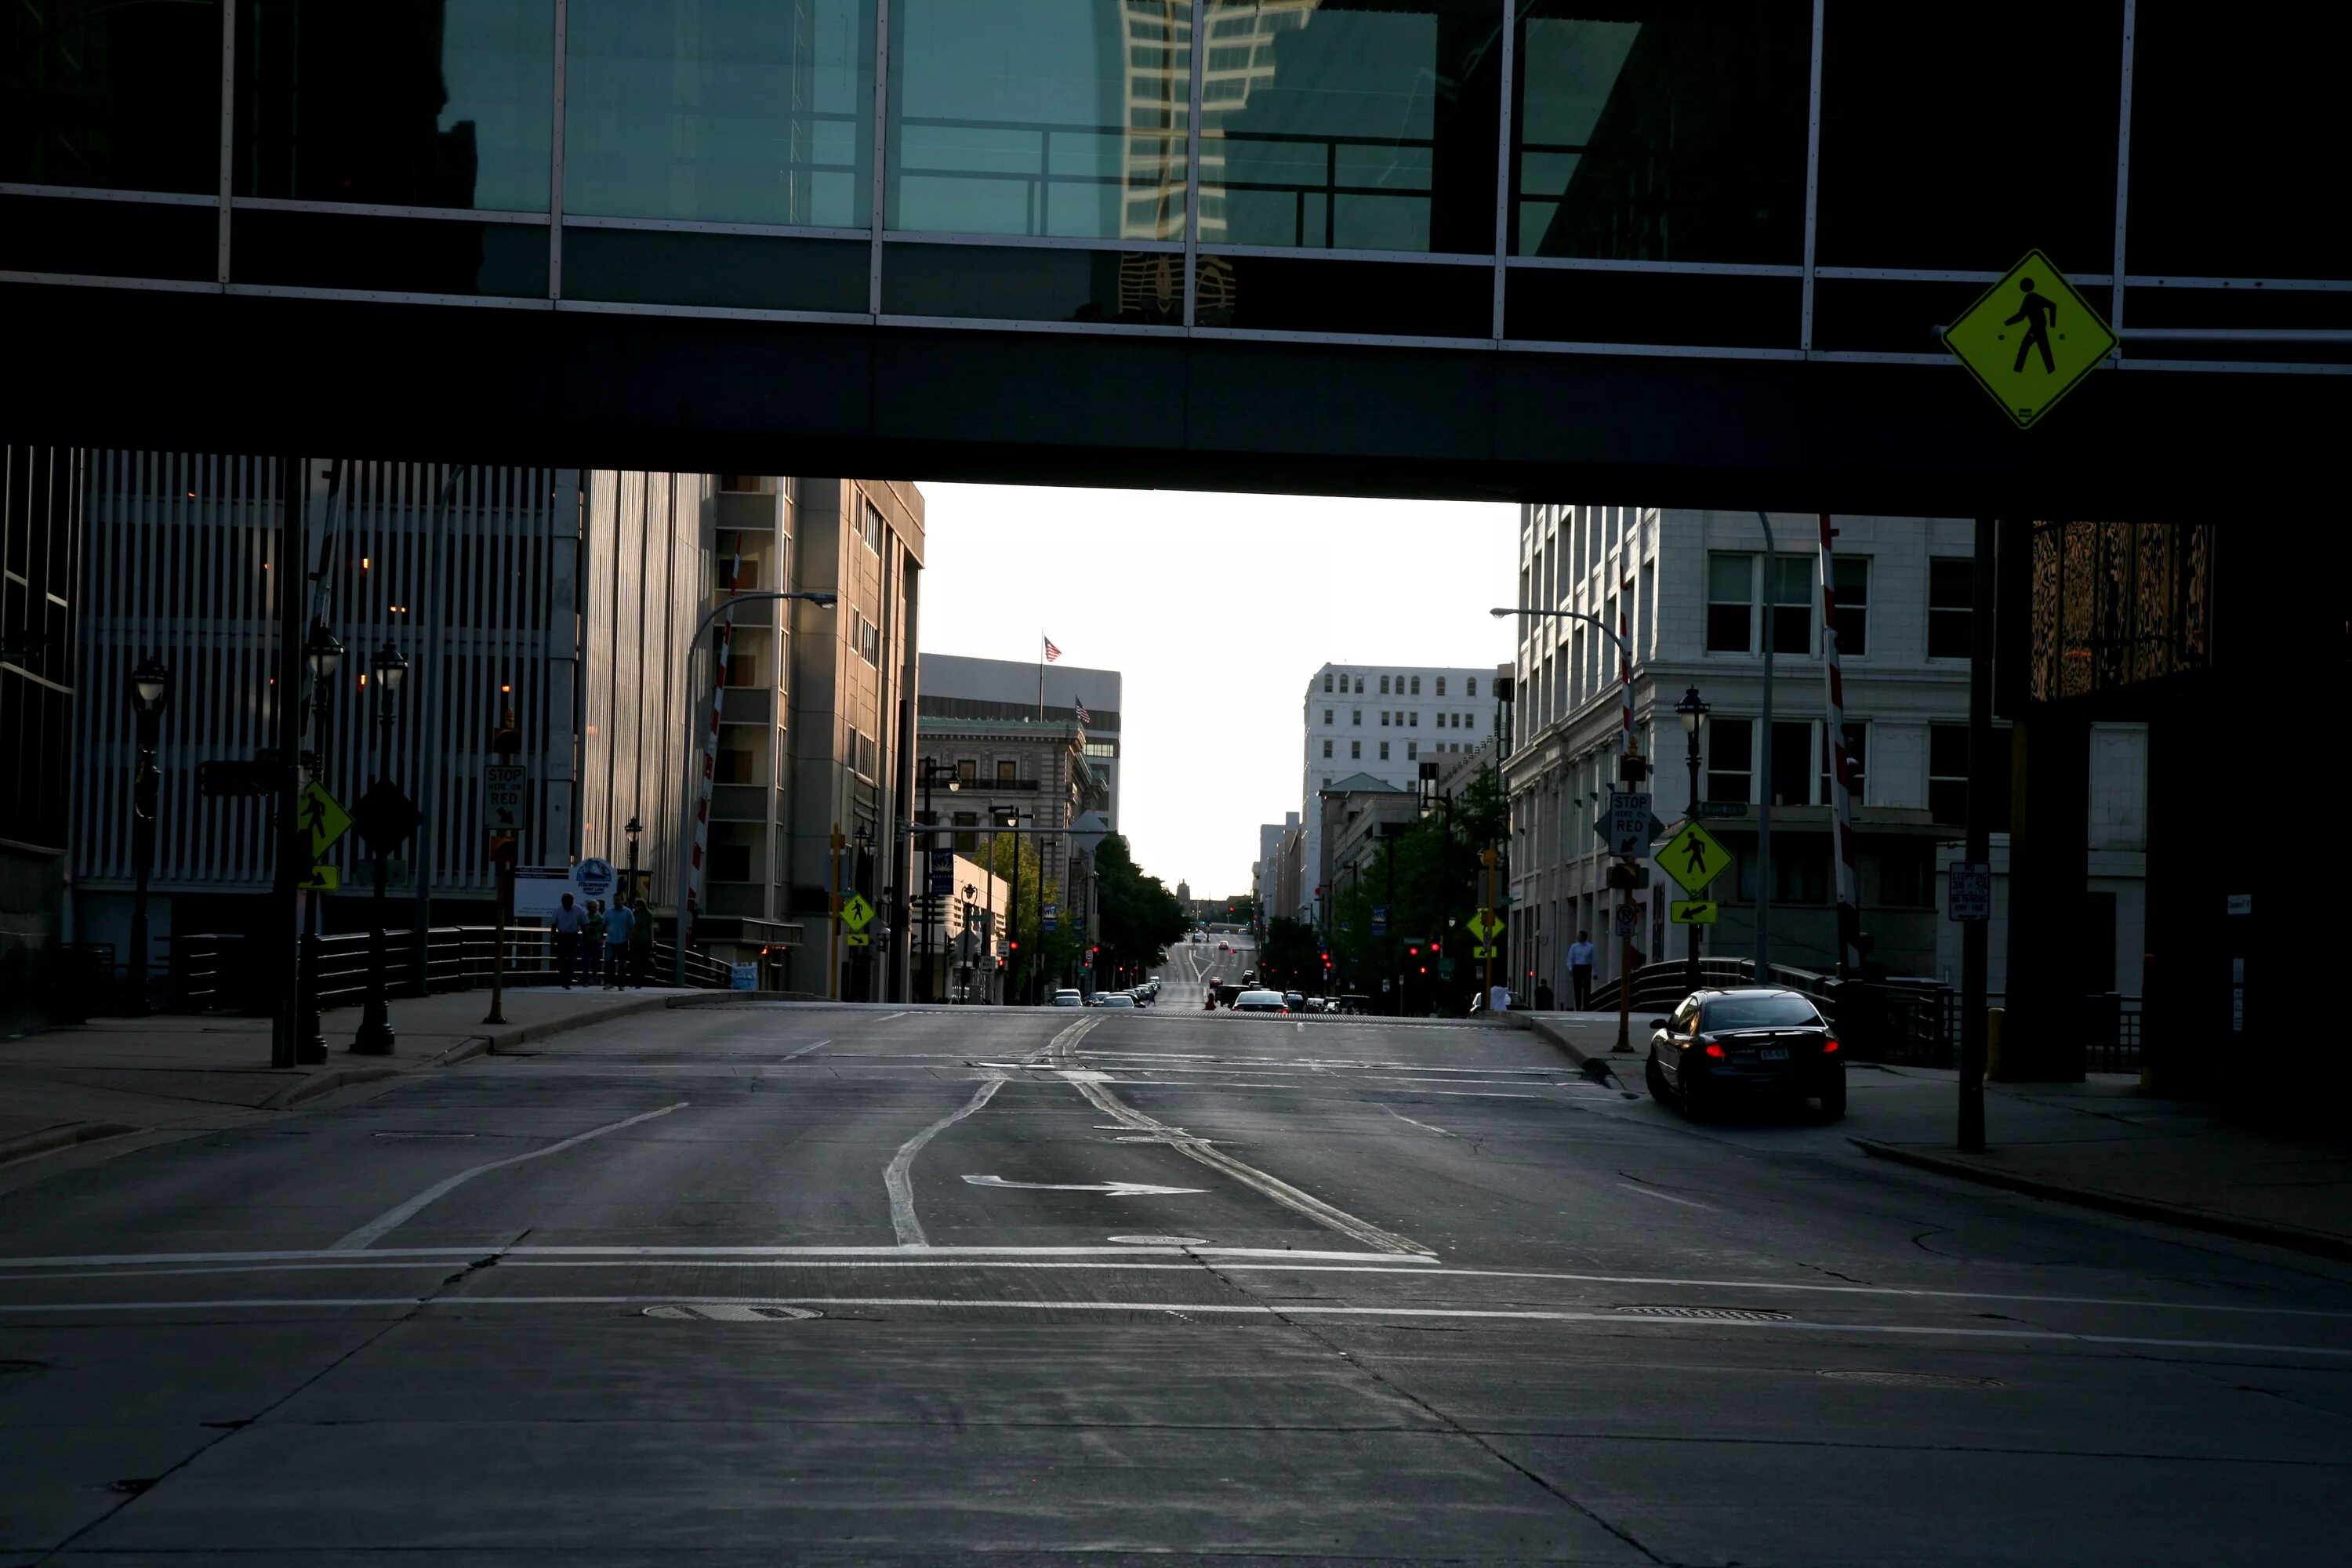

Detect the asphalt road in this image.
[4,983,2349,1565]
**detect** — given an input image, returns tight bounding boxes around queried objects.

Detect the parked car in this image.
[1096,992,1136,1008]
[1283,992,1305,1012]
[1051,989,1083,1007]
[1230,989,1288,1014]
[1305,996,1325,1013]
[1646,987,1844,1120]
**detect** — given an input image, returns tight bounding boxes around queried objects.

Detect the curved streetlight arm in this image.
[1489,605,1631,666]
[673,590,839,985]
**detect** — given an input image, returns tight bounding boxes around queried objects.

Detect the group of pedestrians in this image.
[550,891,653,990]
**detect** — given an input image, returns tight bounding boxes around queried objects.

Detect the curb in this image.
[0,1121,143,1167]
[1852,1138,2352,1265]
[263,1063,403,1109]
[477,993,683,1051]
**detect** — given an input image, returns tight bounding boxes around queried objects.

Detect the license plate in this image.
[1760,1047,1789,1061]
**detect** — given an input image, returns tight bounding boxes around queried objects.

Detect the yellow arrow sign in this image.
[1658,821,1732,894]
[844,932,871,948]
[1671,900,1719,925]
[299,864,341,892]
[299,781,353,861]
[1943,250,2116,430]
[839,892,876,931]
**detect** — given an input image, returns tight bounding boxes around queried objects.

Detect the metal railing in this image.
[167,927,731,1014]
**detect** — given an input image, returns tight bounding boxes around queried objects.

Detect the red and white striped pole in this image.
[686,546,743,949]
[1817,514,1862,975]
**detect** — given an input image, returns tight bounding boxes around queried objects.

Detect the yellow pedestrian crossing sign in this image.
[839,892,876,931]
[1467,908,1503,942]
[299,781,352,860]
[1659,821,1731,894]
[1943,251,2115,430]
[1671,900,1719,925]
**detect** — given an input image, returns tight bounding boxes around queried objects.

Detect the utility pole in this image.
[828,822,843,1000]
[1958,517,1997,1152]
[126,655,170,1016]
[482,706,519,1026]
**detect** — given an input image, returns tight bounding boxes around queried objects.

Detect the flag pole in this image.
[1036,633,1046,721]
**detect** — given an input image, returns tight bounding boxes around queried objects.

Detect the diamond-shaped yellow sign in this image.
[1658,822,1732,895]
[1943,250,2115,430]
[1467,908,1503,941]
[839,892,875,931]
[299,781,352,860]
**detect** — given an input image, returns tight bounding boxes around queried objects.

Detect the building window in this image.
[1410,676,1421,695]
[1436,676,1446,695]
[1380,675,1391,695]
[1323,709,1332,724]
[1408,711,1418,727]
[1706,717,1753,803]
[1832,557,1869,656]
[1352,709,1361,725]
[853,611,880,665]
[1822,724,1867,804]
[1467,677,1478,697]
[952,810,979,853]
[1707,553,1753,652]
[849,727,877,780]
[1323,673,1334,692]
[1323,739,1333,758]
[1929,557,1973,659]
[860,500,882,554]
[996,759,1016,784]
[956,757,975,783]
[1380,711,1390,727]
[1406,741,1418,760]
[1929,724,1971,824]
[1084,741,1116,758]
[1875,841,1933,908]
[1379,741,1390,760]
[1351,740,1361,760]
[1769,720,1813,807]
[1767,555,1811,655]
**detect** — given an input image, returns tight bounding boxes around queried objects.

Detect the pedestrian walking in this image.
[1535,978,1555,1012]
[602,899,633,989]
[583,901,606,985]
[552,893,585,989]
[626,898,654,989]
[1567,929,1597,1011]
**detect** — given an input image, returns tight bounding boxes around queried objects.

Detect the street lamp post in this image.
[624,812,643,904]
[127,653,171,1016]
[353,641,407,1054]
[296,621,345,1062]
[996,808,1032,1003]
[670,589,838,986]
[917,759,960,1003]
[1675,685,1711,999]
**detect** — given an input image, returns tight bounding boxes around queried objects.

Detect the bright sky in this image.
[917,484,1519,897]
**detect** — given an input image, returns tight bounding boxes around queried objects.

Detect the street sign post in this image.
[1658,821,1732,893]
[1696,800,1748,820]
[1612,903,1640,937]
[481,763,527,832]
[1947,862,1993,922]
[1671,900,1719,925]
[1606,791,1654,858]
[1370,904,1388,937]
[1942,250,2116,430]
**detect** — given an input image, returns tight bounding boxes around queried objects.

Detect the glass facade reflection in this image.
[888,0,1190,240]
[565,0,873,227]
[5,2,2344,365]
[1510,2,1807,263]
[236,1,555,212]
[1201,0,1500,255]
[2,0,224,194]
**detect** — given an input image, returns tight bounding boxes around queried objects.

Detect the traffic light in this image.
[1008,939,1019,950]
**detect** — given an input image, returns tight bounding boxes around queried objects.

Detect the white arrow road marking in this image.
[885,1016,1105,1246]
[1051,1028,1425,1255]
[962,1175,1205,1196]
[331,1102,689,1250]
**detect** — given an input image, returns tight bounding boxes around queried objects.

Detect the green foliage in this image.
[1257,916,1326,993]
[978,834,1076,994]
[1094,833,1189,978]
[1323,764,1508,1014]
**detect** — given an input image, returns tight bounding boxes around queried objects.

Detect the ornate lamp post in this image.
[917,758,960,1001]
[295,620,345,1061]
[127,653,171,1015]
[352,641,407,1054]
[1675,684,1711,998]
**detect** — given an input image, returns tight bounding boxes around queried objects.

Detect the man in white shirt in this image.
[552,893,586,989]
[1566,930,1598,1011]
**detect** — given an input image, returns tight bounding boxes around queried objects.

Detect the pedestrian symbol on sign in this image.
[2005,277,2058,375]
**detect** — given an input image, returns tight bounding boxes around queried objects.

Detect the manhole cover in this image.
[1818,1370,2002,1388]
[642,1304,820,1322]
[1616,1305,1794,1323]
[1108,1235,1210,1247]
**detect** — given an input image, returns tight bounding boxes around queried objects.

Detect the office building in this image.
[1,447,81,1030]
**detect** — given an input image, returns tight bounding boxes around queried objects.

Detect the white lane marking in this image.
[329,1102,689,1251]
[775,1039,831,1062]
[1051,1030,1425,1256]
[883,1077,1006,1247]
[1619,1182,1715,1210]
[961,1175,1206,1196]
[9,1294,2351,1359]
[1055,1069,1113,1083]
[1381,1105,1461,1140]
[0,1243,1430,1268]
[870,1012,909,1022]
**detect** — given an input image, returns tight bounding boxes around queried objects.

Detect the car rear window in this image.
[1700,995,1823,1029]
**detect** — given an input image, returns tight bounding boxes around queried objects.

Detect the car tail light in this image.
[1702,1042,1726,1058]
[1822,1038,1840,1053]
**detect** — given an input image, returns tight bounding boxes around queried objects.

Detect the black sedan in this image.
[1645,987,1845,1120]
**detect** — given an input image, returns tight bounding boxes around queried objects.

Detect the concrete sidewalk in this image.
[1514,1007,2352,1264]
[0,985,699,1167]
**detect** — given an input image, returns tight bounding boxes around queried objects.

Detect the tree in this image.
[1258,916,1326,993]
[1094,834,1188,982]
[978,833,1076,1001]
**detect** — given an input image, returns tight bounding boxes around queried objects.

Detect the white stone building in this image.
[1504,505,2013,1002]
[1298,662,1502,927]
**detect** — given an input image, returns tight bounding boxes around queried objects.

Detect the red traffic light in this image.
[1008,939,1019,949]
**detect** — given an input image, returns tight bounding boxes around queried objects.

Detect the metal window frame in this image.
[1799,0,1825,351]
[2110,0,2136,335]
[550,0,568,299]
[0,183,219,208]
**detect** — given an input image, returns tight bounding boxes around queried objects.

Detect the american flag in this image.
[1075,698,1091,725]
[1043,636,1062,662]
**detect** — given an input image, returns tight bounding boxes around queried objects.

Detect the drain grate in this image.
[1616,1305,1795,1323]
[1818,1370,2002,1388]
[643,1304,820,1323]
